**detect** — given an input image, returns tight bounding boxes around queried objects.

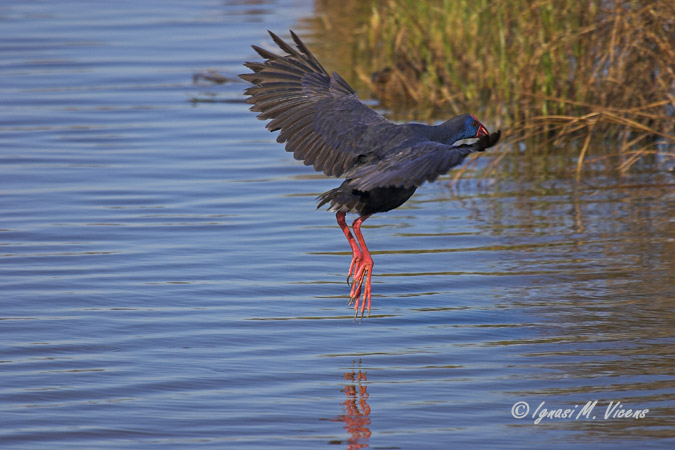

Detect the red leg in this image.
[349,215,373,318]
[336,212,362,289]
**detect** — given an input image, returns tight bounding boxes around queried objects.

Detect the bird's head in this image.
[435,113,489,143]
[468,114,489,138]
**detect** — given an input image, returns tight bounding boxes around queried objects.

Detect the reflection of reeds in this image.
[349,0,674,176]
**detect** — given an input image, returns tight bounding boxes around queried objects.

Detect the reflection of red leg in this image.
[336,212,362,289]
[336,366,371,448]
[350,215,373,317]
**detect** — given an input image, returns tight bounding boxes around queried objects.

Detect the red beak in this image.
[476,123,489,138]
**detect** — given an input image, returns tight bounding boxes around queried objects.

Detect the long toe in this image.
[363,267,372,316]
[346,252,362,286]
[359,266,372,317]
[349,262,367,299]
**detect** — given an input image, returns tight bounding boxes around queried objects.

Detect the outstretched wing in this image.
[344,131,501,191]
[240,30,395,177]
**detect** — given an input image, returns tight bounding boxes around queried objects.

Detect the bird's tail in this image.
[316,188,339,210]
[316,186,362,213]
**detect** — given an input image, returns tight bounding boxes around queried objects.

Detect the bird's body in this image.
[240,30,500,318]
[318,182,417,217]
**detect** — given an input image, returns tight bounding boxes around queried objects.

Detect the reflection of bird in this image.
[333,360,371,449]
[240,31,500,318]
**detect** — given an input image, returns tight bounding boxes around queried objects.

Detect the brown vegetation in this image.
[317,0,675,179]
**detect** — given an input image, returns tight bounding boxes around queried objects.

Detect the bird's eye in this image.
[472,120,478,127]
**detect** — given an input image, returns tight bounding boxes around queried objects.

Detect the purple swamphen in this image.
[240,31,500,318]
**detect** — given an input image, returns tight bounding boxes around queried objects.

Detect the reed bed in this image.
[351,0,674,178]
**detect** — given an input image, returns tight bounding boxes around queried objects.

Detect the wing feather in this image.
[344,131,501,190]
[240,30,395,177]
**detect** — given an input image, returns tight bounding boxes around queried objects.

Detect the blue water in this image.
[1,1,674,448]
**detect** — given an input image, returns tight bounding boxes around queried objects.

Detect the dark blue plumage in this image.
[240,30,500,318]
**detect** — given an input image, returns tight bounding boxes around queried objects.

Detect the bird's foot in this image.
[349,257,373,320]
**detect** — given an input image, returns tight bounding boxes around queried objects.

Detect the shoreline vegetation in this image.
[311,0,675,180]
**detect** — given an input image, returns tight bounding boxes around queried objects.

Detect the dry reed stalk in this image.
[350,0,674,178]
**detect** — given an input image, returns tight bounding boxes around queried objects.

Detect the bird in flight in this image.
[240,30,500,319]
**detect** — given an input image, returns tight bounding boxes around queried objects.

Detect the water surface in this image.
[1,1,674,448]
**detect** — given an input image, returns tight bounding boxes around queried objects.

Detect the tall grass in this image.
[352,0,674,177]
